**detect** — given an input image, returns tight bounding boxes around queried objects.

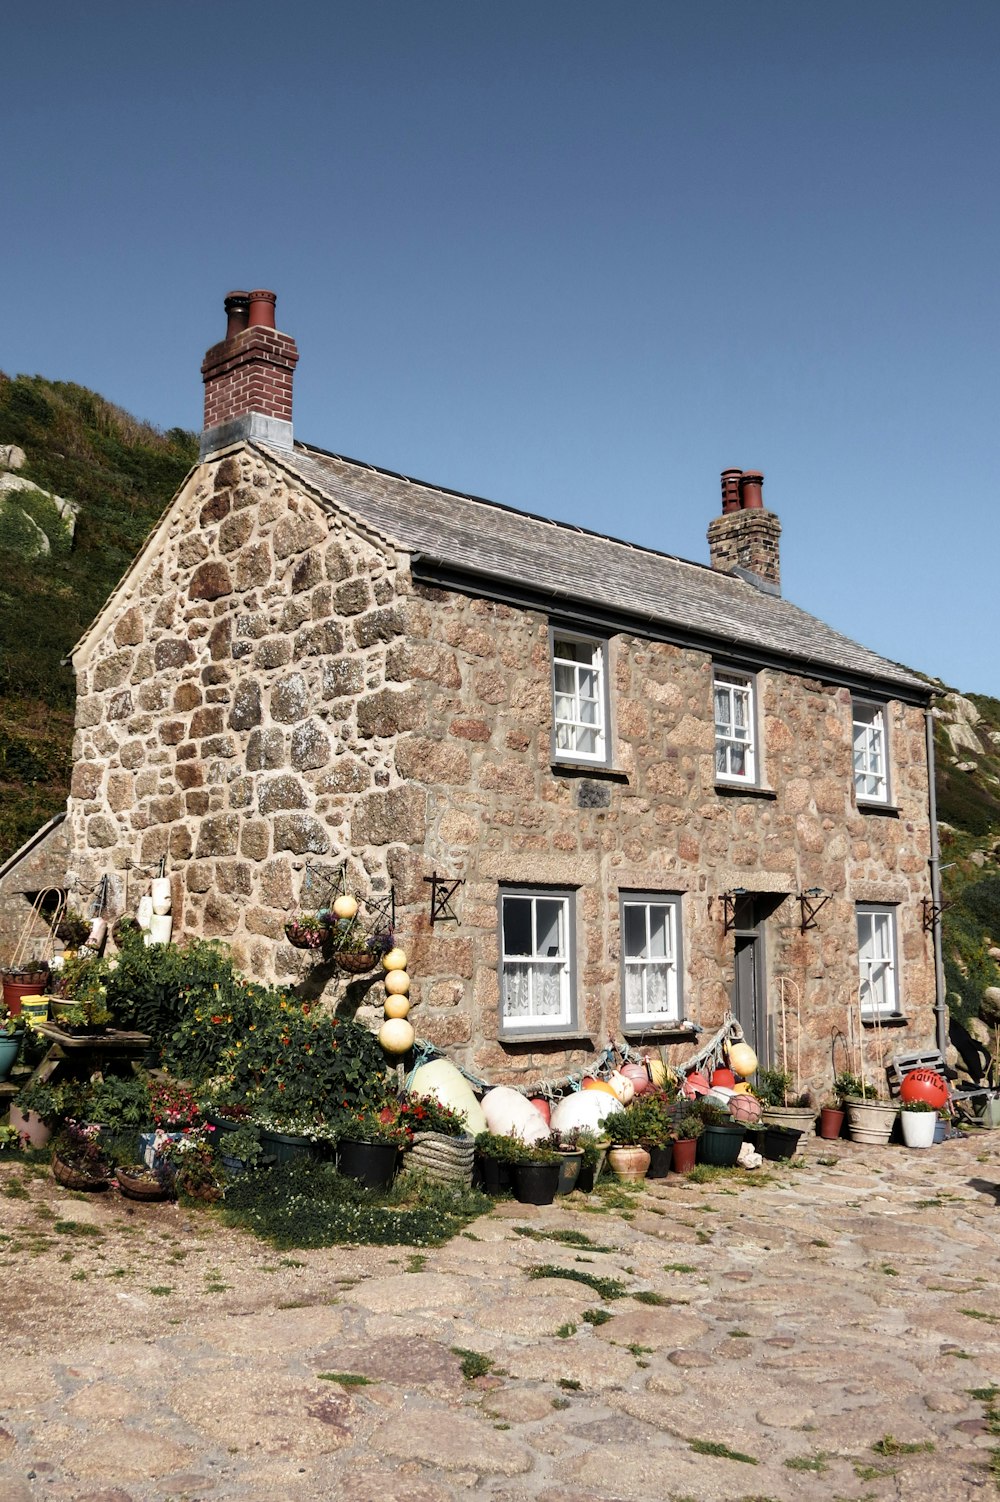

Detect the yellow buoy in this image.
[382,947,408,972]
[378,1017,414,1054]
[728,1042,758,1078]
[647,1058,667,1087]
[384,994,411,1019]
[385,969,410,996]
[333,894,358,920]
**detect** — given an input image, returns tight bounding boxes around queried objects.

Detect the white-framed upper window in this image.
[621,894,682,1029]
[499,888,575,1034]
[551,630,608,764]
[714,669,756,783]
[853,699,890,804]
[856,904,899,1017]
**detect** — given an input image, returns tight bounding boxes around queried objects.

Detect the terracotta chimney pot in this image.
[224,291,251,341]
[739,471,764,510]
[720,468,742,514]
[247,289,278,328]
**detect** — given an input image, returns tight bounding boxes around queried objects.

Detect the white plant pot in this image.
[900,1109,937,1148]
[846,1097,898,1146]
[151,878,172,915]
[136,895,154,931]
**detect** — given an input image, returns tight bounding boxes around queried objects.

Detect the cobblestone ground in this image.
[0,1132,998,1502]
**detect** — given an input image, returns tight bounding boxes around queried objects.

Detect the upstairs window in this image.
[856,904,898,1017]
[500,889,575,1034]
[621,895,681,1029]
[714,669,756,783]
[853,699,890,804]
[551,631,608,764]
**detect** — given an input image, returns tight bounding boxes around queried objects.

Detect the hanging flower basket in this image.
[336,949,379,975]
[284,914,333,950]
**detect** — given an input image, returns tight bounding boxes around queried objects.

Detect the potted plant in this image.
[153,1130,222,1202]
[818,1094,846,1141]
[838,1071,898,1145]
[215,1120,266,1176]
[337,1106,406,1189]
[900,1096,937,1148]
[332,924,393,976]
[670,1112,703,1174]
[51,1119,112,1190]
[696,1101,745,1167]
[115,1160,175,1201]
[0,1009,25,1081]
[283,911,333,951]
[755,1068,816,1136]
[474,1129,526,1194]
[399,1094,476,1187]
[2,960,50,1015]
[511,1140,562,1205]
[603,1106,652,1181]
[573,1129,609,1192]
[10,1079,64,1148]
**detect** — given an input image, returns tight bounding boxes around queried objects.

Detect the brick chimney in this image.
[200,289,299,458]
[707,468,781,594]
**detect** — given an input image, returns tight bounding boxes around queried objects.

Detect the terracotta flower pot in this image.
[608,1145,650,1182]
[671,1138,698,1173]
[819,1106,845,1140]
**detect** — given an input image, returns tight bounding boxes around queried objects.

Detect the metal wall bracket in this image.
[921,897,951,933]
[799,888,832,934]
[424,872,464,926]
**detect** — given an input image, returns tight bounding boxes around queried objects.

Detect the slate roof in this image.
[268,441,929,701]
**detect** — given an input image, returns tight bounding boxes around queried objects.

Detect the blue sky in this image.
[3,1,998,695]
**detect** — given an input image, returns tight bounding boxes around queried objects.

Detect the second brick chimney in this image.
[707,469,781,594]
[200,289,299,458]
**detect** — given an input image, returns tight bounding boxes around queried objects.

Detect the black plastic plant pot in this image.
[476,1154,513,1195]
[697,1123,745,1167]
[762,1126,802,1161]
[644,1143,674,1179]
[337,1138,399,1190]
[512,1159,560,1206]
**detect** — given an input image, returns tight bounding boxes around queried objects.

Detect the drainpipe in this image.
[924,706,948,1057]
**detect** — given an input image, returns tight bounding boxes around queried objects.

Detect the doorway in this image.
[731,895,768,1065]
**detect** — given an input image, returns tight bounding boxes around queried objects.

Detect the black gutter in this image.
[924,708,949,1056]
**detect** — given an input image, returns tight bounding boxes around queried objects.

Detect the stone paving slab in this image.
[0,1133,999,1499]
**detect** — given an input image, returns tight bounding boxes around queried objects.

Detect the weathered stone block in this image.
[178,533,209,568]
[246,726,285,770]
[190,707,224,739]
[235,541,272,591]
[322,658,364,699]
[395,737,470,783]
[240,821,270,860]
[228,776,253,808]
[202,891,240,937]
[215,456,241,490]
[315,758,369,794]
[291,552,324,592]
[149,794,184,824]
[228,680,262,732]
[291,721,331,771]
[295,620,344,658]
[255,637,292,670]
[218,511,254,553]
[137,683,169,712]
[334,578,372,616]
[175,761,203,790]
[200,489,230,525]
[260,859,294,908]
[272,814,331,855]
[106,773,134,812]
[351,786,426,847]
[271,673,310,723]
[93,651,134,693]
[354,605,405,648]
[107,691,133,722]
[273,513,326,558]
[215,861,253,896]
[357,689,421,739]
[194,815,240,859]
[201,735,236,759]
[169,825,193,861]
[72,763,103,800]
[450,718,490,742]
[155,638,195,671]
[258,775,309,814]
[324,540,352,581]
[113,607,144,647]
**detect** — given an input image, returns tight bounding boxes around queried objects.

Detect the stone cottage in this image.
[66,289,943,1092]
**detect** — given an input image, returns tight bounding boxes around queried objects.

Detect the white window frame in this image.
[856,904,899,1017]
[550,628,609,765]
[620,893,682,1030]
[714,668,757,784]
[499,887,576,1036]
[853,698,890,805]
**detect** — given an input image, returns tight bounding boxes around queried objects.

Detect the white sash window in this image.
[501,890,574,1033]
[857,904,898,1016]
[714,670,755,783]
[853,700,889,803]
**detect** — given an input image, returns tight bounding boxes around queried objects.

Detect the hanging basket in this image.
[52,1156,110,1192]
[336,950,379,975]
[284,918,331,951]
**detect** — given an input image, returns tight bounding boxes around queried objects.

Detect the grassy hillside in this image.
[0,372,197,858]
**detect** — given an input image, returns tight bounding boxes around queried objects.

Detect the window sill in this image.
[857,800,899,817]
[622,1022,698,1041]
[715,782,777,800]
[861,1012,909,1029]
[551,760,629,783]
[498,1030,595,1047]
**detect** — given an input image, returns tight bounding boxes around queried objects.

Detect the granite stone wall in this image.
[67,447,936,1095]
